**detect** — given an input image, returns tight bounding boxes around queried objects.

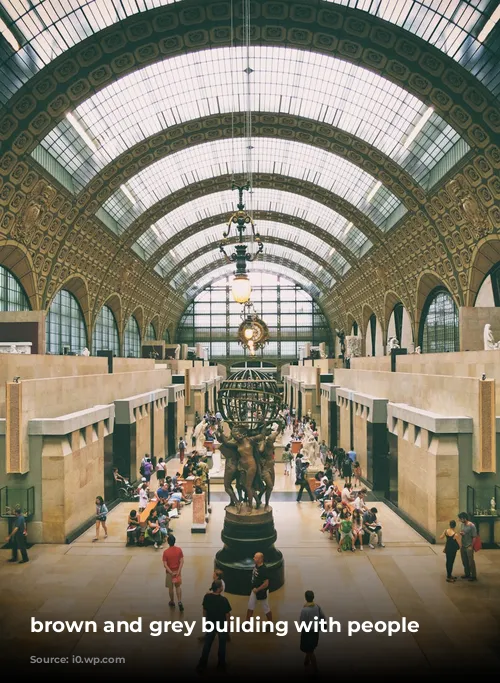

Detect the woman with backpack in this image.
[93,496,108,542]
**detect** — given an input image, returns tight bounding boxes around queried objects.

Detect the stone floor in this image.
[1,462,499,678]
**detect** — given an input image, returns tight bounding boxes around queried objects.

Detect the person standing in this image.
[196,580,232,672]
[156,457,166,485]
[299,590,326,673]
[296,459,314,502]
[458,512,477,581]
[342,455,353,486]
[178,437,187,464]
[92,496,108,542]
[163,534,185,610]
[440,520,460,582]
[347,448,357,463]
[6,507,29,563]
[246,552,272,621]
[283,444,293,476]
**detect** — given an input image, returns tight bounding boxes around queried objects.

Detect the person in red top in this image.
[163,534,184,611]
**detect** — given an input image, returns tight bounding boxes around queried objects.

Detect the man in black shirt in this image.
[6,507,29,563]
[197,580,232,672]
[246,552,272,621]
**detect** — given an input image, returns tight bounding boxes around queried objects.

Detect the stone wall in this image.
[0,356,108,416]
[459,307,500,352]
[353,412,367,475]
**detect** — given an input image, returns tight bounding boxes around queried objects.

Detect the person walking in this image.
[6,507,29,563]
[178,437,187,465]
[246,552,272,621]
[296,459,314,502]
[440,520,460,582]
[458,512,477,581]
[163,534,185,610]
[299,590,326,673]
[92,496,108,542]
[196,580,232,672]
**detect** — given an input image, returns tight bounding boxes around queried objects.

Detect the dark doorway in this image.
[167,403,176,457]
[104,431,115,502]
[298,391,302,420]
[387,432,399,505]
[368,424,389,495]
[330,401,337,450]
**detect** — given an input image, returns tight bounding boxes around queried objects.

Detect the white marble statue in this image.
[209,442,224,476]
[174,344,181,360]
[81,347,90,357]
[415,346,421,354]
[311,438,320,466]
[194,419,208,451]
[483,324,500,350]
[388,336,400,350]
[345,335,362,358]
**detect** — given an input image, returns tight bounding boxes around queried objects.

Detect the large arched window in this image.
[145,323,156,341]
[123,316,141,357]
[177,273,331,361]
[46,290,87,354]
[0,265,30,311]
[92,305,120,356]
[420,288,459,353]
[475,262,500,308]
[164,328,171,344]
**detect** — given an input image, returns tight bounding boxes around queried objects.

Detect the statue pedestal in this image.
[215,506,284,595]
[191,492,207,534]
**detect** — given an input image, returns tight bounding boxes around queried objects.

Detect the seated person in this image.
[126,509,141,545]
[341,483,355,506]
[157,482,172,502]
[353,488,368,512]
[113,467,127,485]
[168,487,192,509]
[156,504,171,539]
[182,462,193,479]
[338,510,354,552]
[145,509,163,549]
[362,507,384,548]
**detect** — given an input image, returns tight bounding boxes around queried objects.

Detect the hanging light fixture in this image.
[219,0,263,304]
[220,184,263,303]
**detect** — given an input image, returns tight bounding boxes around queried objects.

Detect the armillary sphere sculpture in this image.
[215,369,285,594]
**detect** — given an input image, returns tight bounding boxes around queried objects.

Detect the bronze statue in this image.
[217,419,283,513]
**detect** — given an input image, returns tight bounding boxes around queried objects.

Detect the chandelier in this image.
[220,184,263,304]
[218,0,263,305]
[237,301,269,355]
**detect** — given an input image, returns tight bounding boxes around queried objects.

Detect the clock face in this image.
[237,316,269,350]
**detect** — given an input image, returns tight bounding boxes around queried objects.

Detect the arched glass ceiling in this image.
[1,1,499,102]
[103,137,401,231]
[39,46,463,189]
[140,188,370,257]
[152,221,350,277]
[172,243,333,292]
[186,263,322,300]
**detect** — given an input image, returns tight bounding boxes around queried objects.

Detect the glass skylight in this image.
[102,137,400,232]
[1,1,499,103]
[151,221,350,278]
[171,244,333,292]
[138,187,370,257]
[186,263,322,300]
[38,46,463,188]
